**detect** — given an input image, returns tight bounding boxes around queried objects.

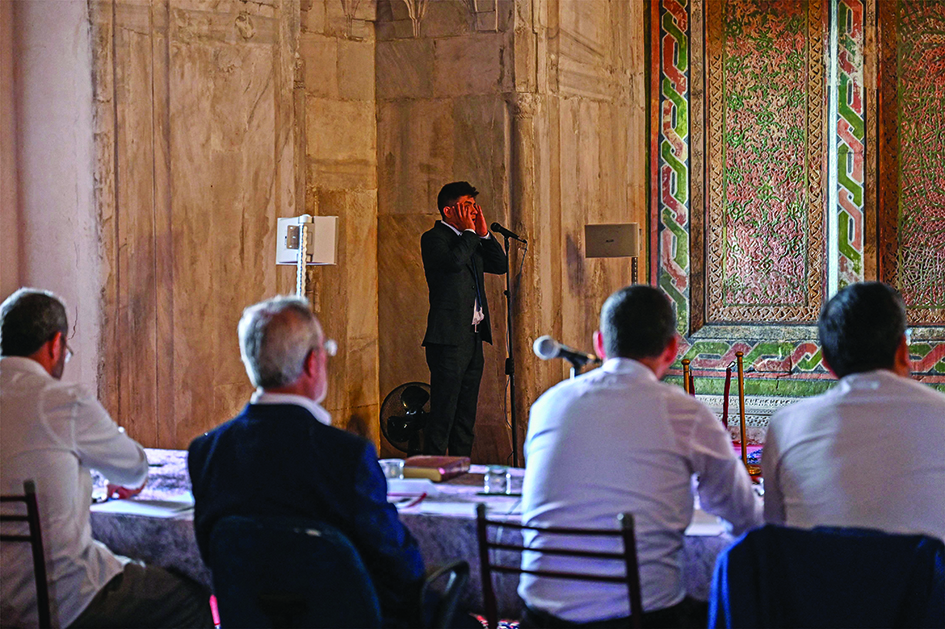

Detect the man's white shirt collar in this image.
[250,391,332,426]
[600,356,658,381]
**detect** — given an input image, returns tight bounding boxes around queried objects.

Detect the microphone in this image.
[491,222,527,243]
[532,335,601,367]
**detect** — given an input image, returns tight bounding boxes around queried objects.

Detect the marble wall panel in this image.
[376,98,456,213]
[377,213,436,456]
[338,39,375,101]
[301,0,381,441]
[417,0,472,39]
[302,0,327,33]
[115,22,159,447]
[452,95,510,218]
[336,403,381,443]
[306,97,377,170]
[92,0,297,449]
[1,1,18,300]
[433,33,507,97]
[85,0,645,458]
[375,38,435,99]
[300,33,339,98]
[374,0,414,41]
[345,190,380,340]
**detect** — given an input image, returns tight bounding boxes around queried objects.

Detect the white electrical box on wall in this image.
[276,215,338,266]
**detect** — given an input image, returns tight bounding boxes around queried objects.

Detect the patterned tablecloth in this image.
[90,449,734,618]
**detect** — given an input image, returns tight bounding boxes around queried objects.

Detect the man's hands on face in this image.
[454,200,477,232]
[472,203,489,237]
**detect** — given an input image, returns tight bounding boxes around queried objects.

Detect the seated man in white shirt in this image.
[762,281,945,542]
[519,285,761,629]
[0,288,213,628]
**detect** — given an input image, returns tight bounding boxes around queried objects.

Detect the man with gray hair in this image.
[0,288,213,628]
[188,296,426,627]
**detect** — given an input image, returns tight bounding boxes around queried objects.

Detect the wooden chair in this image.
[475,503,643,629]
[1,480,51,629]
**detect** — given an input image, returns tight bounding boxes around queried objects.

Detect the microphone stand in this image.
[501,234,520,467]
[568,361,581,380]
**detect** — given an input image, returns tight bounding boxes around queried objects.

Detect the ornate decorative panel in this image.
[655,0,695,335]
[836,0,867,288]
[879,0,945,324]
[650,0,944,396]
[706,0,827,323]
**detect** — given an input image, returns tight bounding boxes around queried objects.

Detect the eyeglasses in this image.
[51,332,73,363]
[321,339,337,357]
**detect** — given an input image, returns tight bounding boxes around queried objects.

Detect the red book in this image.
[402,456,470,482]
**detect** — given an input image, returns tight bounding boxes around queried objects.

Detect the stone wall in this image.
[90,0,300,447]
[301,0,382,443]
[5,0,101,390]
[1,0,17,301]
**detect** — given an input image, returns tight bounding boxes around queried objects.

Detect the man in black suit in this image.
[188,296,425,627]
[421,182,509,456]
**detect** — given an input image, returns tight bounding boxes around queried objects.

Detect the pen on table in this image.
[405,492,427,508]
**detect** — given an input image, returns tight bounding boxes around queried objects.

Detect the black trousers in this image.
[424,332,483,456]
[69,562,214,628]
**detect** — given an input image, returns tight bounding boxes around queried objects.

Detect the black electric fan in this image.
[380,382,432,456]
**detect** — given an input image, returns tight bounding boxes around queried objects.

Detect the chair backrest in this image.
[0,480,52,629]
[709,524,945,629]
[475,503,643,629]
[421,560,470,629]
[209,515,382,629]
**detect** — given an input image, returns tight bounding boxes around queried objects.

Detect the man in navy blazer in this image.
[421,181,508,456]
[188,296,425,627]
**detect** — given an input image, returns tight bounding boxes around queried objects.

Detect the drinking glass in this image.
[484,465,510,494]
[379,459,405,480]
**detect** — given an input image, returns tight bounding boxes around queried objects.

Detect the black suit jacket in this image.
[420,222,509,346]
[188,404,425,626]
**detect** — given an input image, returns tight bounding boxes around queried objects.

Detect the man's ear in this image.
[821,355,839,379]
[663,334,680,364]
[893,335,912,377]
[303,348,318,378]
[47,331,65,361]
[593,330,606,361]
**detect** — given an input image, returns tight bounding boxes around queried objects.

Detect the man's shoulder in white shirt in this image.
[529,358,718,436]
[764,369,945,540]
[770,369,945,431]
[0,355,148,628]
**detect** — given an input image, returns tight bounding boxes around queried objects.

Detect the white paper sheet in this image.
[685,509,725,536]
[406,501,479,517]
[90,497,194,518]
[387,478,440,495]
